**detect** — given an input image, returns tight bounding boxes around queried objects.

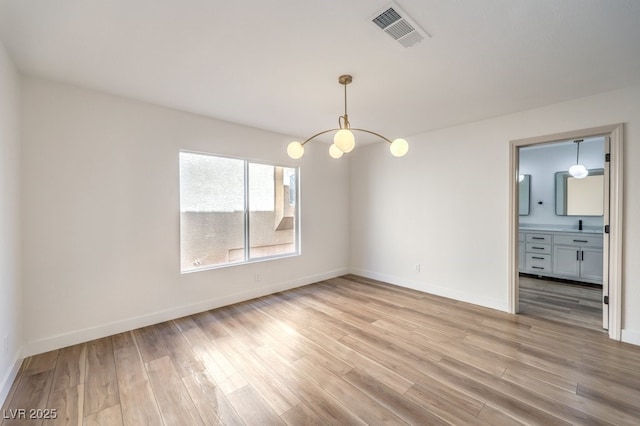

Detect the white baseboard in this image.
[1,348,23,408]
[621,328,640,346]
[349,268,509,312]
[23,268,348,357]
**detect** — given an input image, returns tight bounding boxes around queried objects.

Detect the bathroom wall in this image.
[519,137,605,230]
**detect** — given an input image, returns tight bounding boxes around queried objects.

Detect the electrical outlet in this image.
[255,273,261,282]
[416,264,421,272]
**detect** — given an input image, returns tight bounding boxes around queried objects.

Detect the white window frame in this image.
[179,150,300,273]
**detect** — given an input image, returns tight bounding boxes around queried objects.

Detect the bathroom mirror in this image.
[519,174,530,216]
[555,169,604,216]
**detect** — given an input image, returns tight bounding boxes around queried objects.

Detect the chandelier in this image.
[287,75,409,159]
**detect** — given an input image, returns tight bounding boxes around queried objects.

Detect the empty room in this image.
[2,1,640,424]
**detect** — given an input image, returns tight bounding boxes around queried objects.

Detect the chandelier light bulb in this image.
[389,138,409,157]
[287,141,304,159]
[334,129,355,153]
[329,143,344,159]
[569,164,588,179]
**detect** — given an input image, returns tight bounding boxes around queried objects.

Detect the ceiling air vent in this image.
[371,3,430,48]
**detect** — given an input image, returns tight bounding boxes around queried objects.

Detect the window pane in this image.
[248,164,297,259]
[180,152,245,271]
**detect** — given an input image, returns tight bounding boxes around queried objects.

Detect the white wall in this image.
[0,42,22,405]
[350,84,640,345]
[14,74,640,360]
[21,76,350,355]
[519,138,604,229]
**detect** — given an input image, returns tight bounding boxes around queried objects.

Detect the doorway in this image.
[509,124,623,340]
[518,137,605,330]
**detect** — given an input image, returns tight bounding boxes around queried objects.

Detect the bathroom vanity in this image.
[519,228,603,285]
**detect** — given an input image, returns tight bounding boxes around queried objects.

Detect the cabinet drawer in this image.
[554,234,603,248]
[525,243,551,254]
[525,253,551,272]
[526,233,552,244]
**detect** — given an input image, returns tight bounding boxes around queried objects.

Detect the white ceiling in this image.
[2,0,640,144]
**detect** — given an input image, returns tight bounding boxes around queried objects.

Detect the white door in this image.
[602,136,611,329]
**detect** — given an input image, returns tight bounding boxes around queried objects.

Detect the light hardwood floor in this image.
[3,275,640,425]
[519,275,604,332]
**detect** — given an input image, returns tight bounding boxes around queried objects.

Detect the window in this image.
[179,151,299,272]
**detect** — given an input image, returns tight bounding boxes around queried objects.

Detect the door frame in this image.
[508,124,623,340]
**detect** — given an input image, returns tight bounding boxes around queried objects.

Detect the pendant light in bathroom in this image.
[568,139,588,179]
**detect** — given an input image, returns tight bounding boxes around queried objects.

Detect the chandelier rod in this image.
[344,78,348,117]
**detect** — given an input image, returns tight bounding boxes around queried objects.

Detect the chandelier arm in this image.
[300,128,394,146]
[338,115,351,130]
[576,141,581,163]
[300,128,340,146]
[350,128,394,144]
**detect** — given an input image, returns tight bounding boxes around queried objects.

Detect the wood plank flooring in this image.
[3,275,640,425]
[519,275,603,332]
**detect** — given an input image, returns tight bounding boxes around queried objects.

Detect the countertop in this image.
[519,224,603,234]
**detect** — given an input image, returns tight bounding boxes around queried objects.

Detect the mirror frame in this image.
[519,174,531,216]
[555,168,604,216]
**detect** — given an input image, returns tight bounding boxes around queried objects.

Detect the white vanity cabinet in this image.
[552,234,603,284]
[523,233,552,274]
[519,229,603,285]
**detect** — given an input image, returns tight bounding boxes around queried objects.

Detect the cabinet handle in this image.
[532,237,545,240]
[532,256,545,260]
[532,266,544,270]
[573,239,588,243]
[576,250,580,261]
[532,246,545,250]
[582,251,584,261]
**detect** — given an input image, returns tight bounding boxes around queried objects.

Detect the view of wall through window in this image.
[179,151,298,272]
